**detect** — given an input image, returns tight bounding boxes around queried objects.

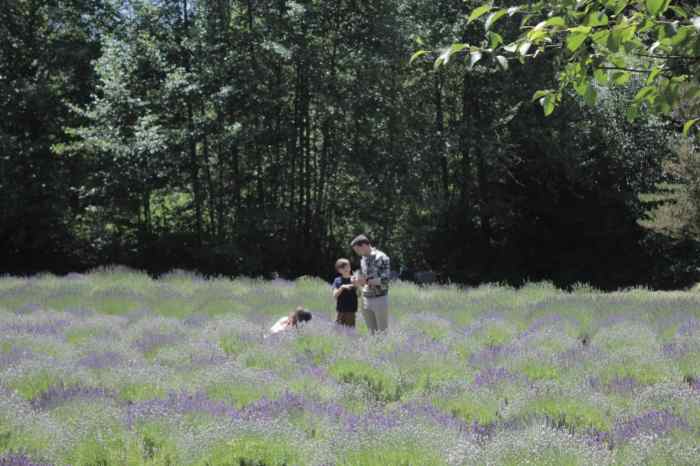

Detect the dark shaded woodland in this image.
[2,0,698,288]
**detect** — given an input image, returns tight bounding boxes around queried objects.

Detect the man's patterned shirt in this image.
[361,248,391,298]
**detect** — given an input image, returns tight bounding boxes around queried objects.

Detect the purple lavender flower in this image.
[582,428,613,448]
[473,367,516,388]
[519,314,563,339]
[556,345,602,367]
[183,313,208,327]
[0,455,52,466]
[78,351,123,369]
[303,365,328,379]
[598,314,631,328]
[614,410,689,443]
[126,391,238,426]
[133,331,179,354]
[677,318,700,337]
[188,351,228,367]
[30,383,117,410]
[0,346,33,367]
[606,377,639,393]
[13,303,43,315]
[125,307,153,323]
[391,402,471,433]
[3,319,70,335]
[240,392,365,431]
[63,306,95,318]
[469,344,519,366]
[383,334,450,362]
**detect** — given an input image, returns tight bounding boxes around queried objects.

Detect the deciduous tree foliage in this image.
[425,0,700,254]
[430,0,700,127]
[1,0,697,288]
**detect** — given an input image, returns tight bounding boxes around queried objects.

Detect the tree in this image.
[0,0,116,272]
[640,139,700,234]
[424,0,700,131]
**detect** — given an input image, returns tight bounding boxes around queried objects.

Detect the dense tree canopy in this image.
[1,0,698,288]
[428,0,700,126]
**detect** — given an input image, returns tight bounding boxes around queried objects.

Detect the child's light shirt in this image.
[269,316,290,334]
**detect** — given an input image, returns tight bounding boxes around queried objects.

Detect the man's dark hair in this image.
[350,234,370,247]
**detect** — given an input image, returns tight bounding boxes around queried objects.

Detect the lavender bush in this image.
[0,269,699,465]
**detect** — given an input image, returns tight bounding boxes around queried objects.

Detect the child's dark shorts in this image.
[335,311,356,327]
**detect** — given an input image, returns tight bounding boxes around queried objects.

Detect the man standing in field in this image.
[350,234,391,334]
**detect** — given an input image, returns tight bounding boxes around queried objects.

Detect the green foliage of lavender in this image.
[1,268,700,465]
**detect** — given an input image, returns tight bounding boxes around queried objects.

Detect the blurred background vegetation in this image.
[1,0,699,289]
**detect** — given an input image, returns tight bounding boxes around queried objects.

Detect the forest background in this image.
[2,0,699,289]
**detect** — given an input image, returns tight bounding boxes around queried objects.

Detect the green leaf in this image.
[611,0,629,16]
[607,30,621,52]
[488,31,504,49]
[503,43,518,53]
[614,21,637,42]
[612,71,631,86]
[626,104,640,121]
[594,69,608,85]
[692,17,700,31]
[409,50,428,65]
[496,55,508,70]
[507,6,520,16]
[609,55,626,69]
[683,119,699,137]
[532,90,552,102]
[649,41,661,54]
[566,31,589,52]
[574,79,590,96]
[669,5,688,18]
[592,30,610,46]
[569,25,593,34]
[518,41,532,56]
[634,86,656,103]
[645,0,668,16]
[434,48,451,69]
[586,12,609,27]
[468,5,492,23]
[468,51,483,69]
[485,9,507,31]
[584,84,597,106]
[671,27,691,46]
[545,17,566,28]
[539,95,555,116]
[451,43,470,54]
[646,66,662,85]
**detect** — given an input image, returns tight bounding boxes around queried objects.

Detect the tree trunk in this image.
[203,136,217,238]
[187,102,203,248]
[435,70,449,212]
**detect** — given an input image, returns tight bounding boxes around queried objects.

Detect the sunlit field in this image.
[1,268,699,465]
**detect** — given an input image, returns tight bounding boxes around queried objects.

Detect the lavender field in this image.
[1,268,699,465]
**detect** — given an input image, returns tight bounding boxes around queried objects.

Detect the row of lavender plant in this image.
[0,268,699,465]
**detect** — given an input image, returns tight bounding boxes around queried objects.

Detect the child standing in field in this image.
[332,258,358,327]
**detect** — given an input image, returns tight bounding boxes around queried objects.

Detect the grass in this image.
[201,436,302,466]
[329,359,402,403]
